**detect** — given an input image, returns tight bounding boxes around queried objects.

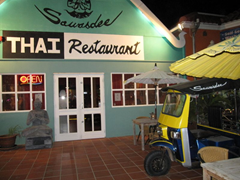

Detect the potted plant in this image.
[0,125,22,148]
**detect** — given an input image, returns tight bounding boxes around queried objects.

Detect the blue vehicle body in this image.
[146,78,240,171]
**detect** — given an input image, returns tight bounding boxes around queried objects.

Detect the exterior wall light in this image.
[170,23,184,33]
[178,23,183,31]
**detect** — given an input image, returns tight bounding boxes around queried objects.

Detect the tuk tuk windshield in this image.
[162,93,186,117]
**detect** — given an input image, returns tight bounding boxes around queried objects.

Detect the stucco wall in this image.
[0,0,185,145]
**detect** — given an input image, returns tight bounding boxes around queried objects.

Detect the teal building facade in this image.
[0,0,185,145]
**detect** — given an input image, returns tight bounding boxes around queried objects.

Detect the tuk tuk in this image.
[144,78,240,176]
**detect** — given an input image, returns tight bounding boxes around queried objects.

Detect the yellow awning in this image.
[170,35,240,80]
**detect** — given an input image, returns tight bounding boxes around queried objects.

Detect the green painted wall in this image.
[0,0,185,145]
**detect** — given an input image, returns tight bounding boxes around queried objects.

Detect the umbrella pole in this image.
[155,85,157,119]
[196,96,199,123]
[234,89,238,121]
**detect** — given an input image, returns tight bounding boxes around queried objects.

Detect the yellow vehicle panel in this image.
[158,90,190,129]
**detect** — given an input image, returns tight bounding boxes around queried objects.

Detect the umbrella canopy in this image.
[125,64,189,85]
[124,64,189,118]
[170,34,240,80]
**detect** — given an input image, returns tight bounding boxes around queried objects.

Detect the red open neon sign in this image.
[20,75,43,85]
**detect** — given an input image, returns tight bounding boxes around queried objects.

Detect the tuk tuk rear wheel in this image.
[144,150,171,176]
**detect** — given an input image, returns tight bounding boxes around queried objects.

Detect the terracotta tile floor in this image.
[0,136,203,180]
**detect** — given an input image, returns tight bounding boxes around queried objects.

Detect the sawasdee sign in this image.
[35,0,123,29]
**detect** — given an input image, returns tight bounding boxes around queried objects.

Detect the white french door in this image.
[54,73,105,141]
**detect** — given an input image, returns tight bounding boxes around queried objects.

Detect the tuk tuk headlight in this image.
[170,131,180,139]
[156,126,162,136]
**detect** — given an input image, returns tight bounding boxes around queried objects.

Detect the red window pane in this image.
[112,91,123,106]
[125,91,135,105]
[17,74,30,91]
[137,90,146,105]
[32,74,44,91]
[158,84,167,89]
[148,84,155,88]
[18,94,30,110]
[112,74,122,89]
[159,90,167,104]
[124,74,134,89]
[136,83,145,88]
[2,75,15,92]
[32,93,45,109]
[148,90,155,104]
[2,94,15,111]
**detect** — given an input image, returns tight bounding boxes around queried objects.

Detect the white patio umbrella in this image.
[124,64,189,118]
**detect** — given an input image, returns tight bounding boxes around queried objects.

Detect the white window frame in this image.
[0,73,46,112]
[111,73,168,107]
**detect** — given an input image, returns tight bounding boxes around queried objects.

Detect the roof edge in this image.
[130,0,186,48]
[179,19,240,31]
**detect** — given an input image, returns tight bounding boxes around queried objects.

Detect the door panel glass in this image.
[59,78,67,109]
[55,74,104,141]
[69,115,77,133]
[69,78,76,109]
[93,77,100,108]
[60,115,68,133]
[84,114,92,131]
[84,78,91,108]
[94,114,101,131]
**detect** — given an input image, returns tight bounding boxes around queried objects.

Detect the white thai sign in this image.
[3,31,144,60]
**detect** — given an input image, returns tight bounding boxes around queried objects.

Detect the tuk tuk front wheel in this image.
[144,150,171,176]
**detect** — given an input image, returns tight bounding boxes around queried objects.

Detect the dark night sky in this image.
[142,0,240,29]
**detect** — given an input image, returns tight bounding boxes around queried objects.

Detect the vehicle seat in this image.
[198,146,239,180]
[190,129,218,139]
[197,146,228,163]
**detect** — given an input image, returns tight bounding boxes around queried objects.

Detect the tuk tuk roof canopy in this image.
[170,35,240,80]
[162,78,240,95]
